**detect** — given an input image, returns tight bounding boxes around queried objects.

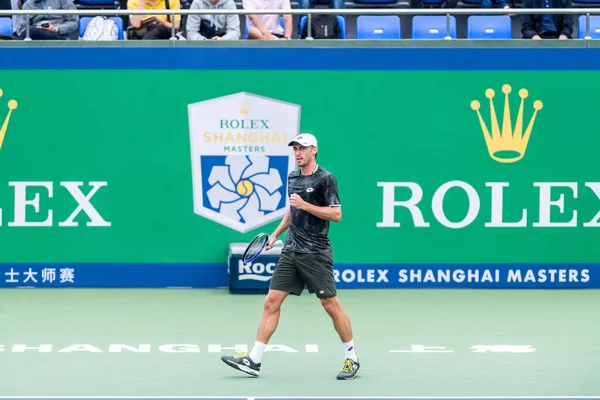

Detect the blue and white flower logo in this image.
[203,155,286,226]
[188,92,300,233]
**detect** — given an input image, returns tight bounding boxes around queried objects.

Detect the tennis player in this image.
[221,133,360,380]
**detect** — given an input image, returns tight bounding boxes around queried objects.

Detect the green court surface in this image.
[1,288,599,397]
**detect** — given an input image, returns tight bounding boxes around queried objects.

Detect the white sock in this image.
[344,340,357,361]
[249,341,267,364]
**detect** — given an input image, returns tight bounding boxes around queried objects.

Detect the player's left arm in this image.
[300,202,341,223]
[289,173,342,223]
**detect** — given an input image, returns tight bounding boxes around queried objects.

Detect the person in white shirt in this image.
[242,0,292,39]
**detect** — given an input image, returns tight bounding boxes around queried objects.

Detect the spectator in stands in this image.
[15,0,78,40]
[409,0,457,10]
[9,0,19,35]
[521,0,572,39]
[186,0,240,40]
[242,0,292,39]
[127,0,181,39]
[481,0,512,16]
[298,0,345,16]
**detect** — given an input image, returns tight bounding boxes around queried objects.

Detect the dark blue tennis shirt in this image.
[283,165,341,254]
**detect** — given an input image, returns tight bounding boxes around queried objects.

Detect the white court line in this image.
[1,397,600,399]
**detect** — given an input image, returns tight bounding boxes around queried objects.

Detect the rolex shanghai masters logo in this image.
[188,92,300,233]
[0,88,18,151]
[471,84,543,164]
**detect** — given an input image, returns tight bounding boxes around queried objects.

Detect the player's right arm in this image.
[267,207,290,249]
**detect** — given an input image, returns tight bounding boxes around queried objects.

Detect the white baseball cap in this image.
[288,133,318,147]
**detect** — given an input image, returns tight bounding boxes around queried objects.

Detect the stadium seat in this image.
[0,17,12,36]
[79,16,124,39]
[578,15,600,38]
[298,15,346,39]
[467,15,512,39]
[412,15,456,39]
[356,15,401,39]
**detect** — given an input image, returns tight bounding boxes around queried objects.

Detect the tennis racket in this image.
[242,233,283,264]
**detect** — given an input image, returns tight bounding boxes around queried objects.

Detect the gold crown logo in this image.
[471,84,543,164]
[0,88,18,151]
[240,100,250,115]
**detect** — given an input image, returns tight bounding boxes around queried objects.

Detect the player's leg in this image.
[220,288,288,377]
[296,251,360,380]
[249,251,304,362]
[320,295,359,379]
[249,288,288,363]
[221,251,303,377]
[320,296,354,352]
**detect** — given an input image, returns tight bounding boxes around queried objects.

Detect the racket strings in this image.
[243,235,268,263]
